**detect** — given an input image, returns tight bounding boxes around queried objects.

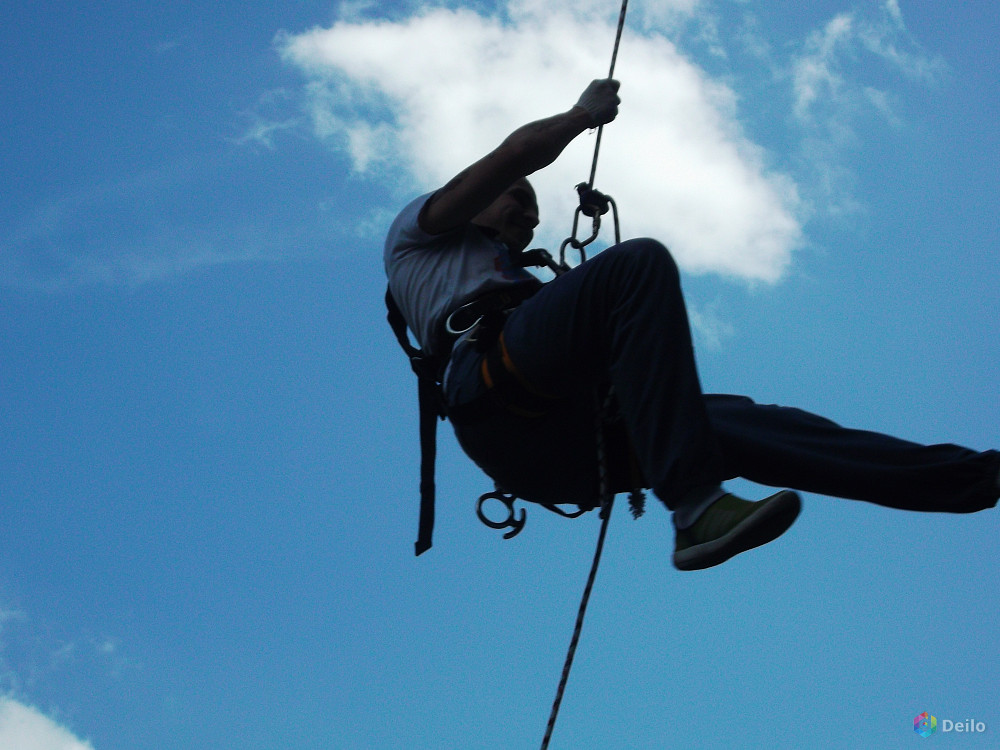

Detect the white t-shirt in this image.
[384,192,542,355]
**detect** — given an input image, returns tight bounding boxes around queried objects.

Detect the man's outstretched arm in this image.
[420,79,620,235]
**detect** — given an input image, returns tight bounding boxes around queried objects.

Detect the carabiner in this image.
[476,490,527,540]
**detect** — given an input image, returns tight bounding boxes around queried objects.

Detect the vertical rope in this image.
[607,0,629,79]
[540,3,630,746]
[539,500,614,750]
[587,0,630,189]
[539,392,617,750]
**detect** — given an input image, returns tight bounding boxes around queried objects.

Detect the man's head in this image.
[470,178,539,253]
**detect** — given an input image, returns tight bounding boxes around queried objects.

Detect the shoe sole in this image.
[673,490,801,571]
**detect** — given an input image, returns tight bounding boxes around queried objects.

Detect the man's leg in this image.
[707,395,1000,512]
[500,239,723,509]
[495,239,801,569]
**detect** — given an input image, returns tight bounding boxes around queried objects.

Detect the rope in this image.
[539,498,614,750]
[587,0,630,189]
[540,389,618,750]
[540,4,630,747]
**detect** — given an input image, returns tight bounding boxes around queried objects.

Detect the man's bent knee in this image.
[601,238,681,287]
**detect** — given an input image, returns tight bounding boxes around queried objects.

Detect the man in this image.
[385,79,1000,570]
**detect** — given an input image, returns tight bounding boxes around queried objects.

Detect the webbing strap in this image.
[385,287,444,556]
[415,375,438,556]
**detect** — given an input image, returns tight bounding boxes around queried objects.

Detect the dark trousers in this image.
[446,239,999,514]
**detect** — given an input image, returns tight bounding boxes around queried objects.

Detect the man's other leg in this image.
[707,395,1000,513]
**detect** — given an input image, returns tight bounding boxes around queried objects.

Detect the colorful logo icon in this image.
[915,712,938,738]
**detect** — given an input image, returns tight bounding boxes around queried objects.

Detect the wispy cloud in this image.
[791,3,944,124]
[233,88,305,150]
[789,0,947,210]
[2,158,281,292]
[630,1,932,224]
[687,298,736,350]
[792,13,856,122]
[235,117,302,150]
[278,0,803,282]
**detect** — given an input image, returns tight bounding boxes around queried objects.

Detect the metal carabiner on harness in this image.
[476,488,594,541]
[558,183,621,268]
[476,489,526,539]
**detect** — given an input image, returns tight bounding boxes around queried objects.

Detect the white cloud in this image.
[278,0,803,282]
[0,698,94,750]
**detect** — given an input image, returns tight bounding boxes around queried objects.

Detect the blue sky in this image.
[1,1,997,748]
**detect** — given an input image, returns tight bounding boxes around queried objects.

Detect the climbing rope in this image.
[559,0,629,269]
[587,0,629,189]
[540,3,631,748]
[540,391,618,750]
[540,501,615,750]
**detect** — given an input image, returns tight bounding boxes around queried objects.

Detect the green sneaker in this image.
[673,490,801,571]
